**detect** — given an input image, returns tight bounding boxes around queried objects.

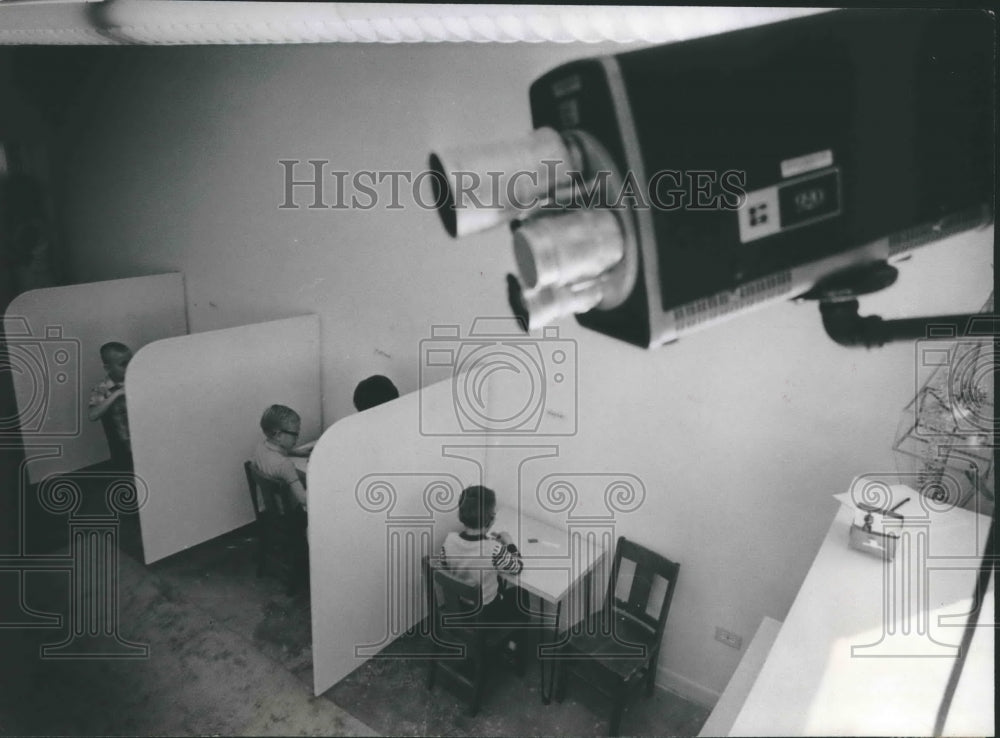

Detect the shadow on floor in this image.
[2,510,710,736]
[326,628,709,738]
[0,537,372,736]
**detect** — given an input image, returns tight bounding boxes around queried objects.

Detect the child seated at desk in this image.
[252,404,310,511]
[88,341,133,471]
[440,485,524,624]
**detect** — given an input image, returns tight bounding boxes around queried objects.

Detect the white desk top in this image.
[730,486,993,736]
[490,505,606,605]
[289,440,316,475]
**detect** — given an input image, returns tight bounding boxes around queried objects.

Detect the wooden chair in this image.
[423,555,524,716]
[100,414,132,471]
[243,461,308,595]
[555,536,680,736]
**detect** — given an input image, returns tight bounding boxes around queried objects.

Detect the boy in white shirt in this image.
[439,485,524,623]
[251,404,310,511]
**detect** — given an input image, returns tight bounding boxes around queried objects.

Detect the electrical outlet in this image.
[715,627,743,650]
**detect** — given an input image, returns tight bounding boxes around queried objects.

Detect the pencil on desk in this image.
[889,497,910,513]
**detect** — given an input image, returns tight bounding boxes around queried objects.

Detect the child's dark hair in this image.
[457,485,497,529]
[353,374,399,411]
[100,341,131,362]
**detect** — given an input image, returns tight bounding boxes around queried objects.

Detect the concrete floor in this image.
[1,519,374,736]
[1,480,710,736]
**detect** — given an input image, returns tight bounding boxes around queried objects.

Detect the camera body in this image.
[1,316,81,437]
[419,318,577,436]
[427,10,994,348]
[523,9,994,347]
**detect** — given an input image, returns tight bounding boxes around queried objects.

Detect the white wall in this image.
[480,229,993,702]
[47,19,994,699]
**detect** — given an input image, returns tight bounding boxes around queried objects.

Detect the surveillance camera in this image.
[430,9,994,348]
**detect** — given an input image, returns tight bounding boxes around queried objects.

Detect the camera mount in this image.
[800,262,996,349]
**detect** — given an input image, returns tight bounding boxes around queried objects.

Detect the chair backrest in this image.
[244,460,296,518]
[424,555,485,633]
[101,413,130,461]
[243,461,263,519]
[606,536,680,644]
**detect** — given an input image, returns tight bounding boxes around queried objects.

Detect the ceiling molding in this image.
[0,2,831,46]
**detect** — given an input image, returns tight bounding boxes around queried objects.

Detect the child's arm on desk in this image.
[491,531,523,575]
[289,439,316,458]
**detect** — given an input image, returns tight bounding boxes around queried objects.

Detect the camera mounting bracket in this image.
[799,261,993,348]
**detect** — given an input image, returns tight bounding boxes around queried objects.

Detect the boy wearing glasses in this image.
[252,404,309,510]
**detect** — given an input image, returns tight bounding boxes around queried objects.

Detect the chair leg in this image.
[504,631,525,678]
[608,682,627,737]
[554,660,567,703]
[644,650,660,697]
[513,639,525,678]
[256,537,266,578]
[470,655,485,717]
[645,666,656,697]
[253,523,265,577]
[426,658,437,691]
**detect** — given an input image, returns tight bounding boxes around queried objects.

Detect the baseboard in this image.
[655,665,720,709]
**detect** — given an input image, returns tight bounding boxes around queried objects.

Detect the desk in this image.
[729,486,993,736]
[290,439,315,475]
[490,506,606,703]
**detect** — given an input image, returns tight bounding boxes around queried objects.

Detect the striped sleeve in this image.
[491,540,523,575]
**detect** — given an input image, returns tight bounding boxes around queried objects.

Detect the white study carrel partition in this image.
[310,363,996,730]
[127,314,320,564]
[3,273,187,483]
[309,368,631,698]
[308,376,488,696]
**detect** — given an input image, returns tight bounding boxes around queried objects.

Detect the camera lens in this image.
[428,127,578,239]
[512,208,624,290]
[507,273,603,332]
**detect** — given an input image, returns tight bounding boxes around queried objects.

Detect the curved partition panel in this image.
[3,274,187,483]
[309,377,487,697]
[127,315,320,564]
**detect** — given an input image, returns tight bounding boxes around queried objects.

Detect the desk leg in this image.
[538,598,561,704]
